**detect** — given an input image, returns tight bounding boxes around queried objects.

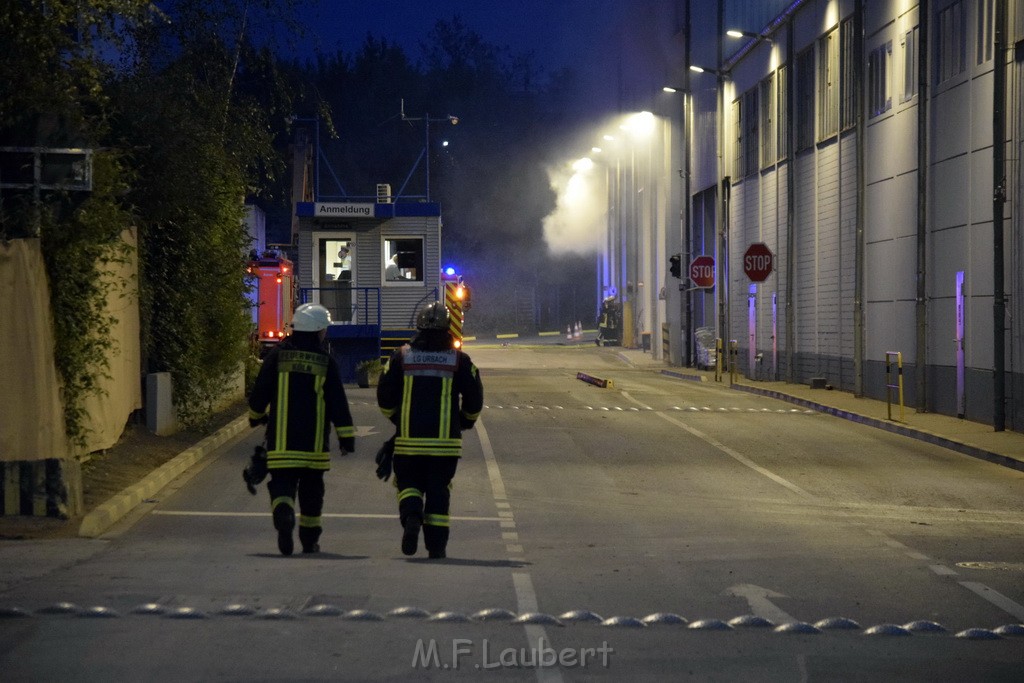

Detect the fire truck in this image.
[247,250,294,348]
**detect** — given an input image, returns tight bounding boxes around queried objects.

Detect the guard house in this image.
[294,198,442,380]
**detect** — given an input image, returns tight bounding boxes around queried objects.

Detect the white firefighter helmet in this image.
[292,303,332,332]
[416,301,450,331]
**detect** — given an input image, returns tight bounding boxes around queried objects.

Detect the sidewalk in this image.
[613,347,1024,474]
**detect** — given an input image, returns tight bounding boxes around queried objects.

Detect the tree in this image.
[111,0,308,425]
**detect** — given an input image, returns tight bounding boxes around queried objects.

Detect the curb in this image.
[660,369,708,383]
[79,415,250,538]
[729,383,1024,474]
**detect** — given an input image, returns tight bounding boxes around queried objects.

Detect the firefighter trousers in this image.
[268,468,325,550]
[394,456,459,554]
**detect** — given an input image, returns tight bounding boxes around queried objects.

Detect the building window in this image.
[759,73,776,168]
[383,237,424,283]
[731,98,743,178]
[868,41,893,118]
[902,26,920,101]
[796,46,815,151]
[777,64,789,160]
[976,0,994,64]
[743,88,759,175]
[937,0,966,84]
[817,28,839,139]
[840,17,857,131]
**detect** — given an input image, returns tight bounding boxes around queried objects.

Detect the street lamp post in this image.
[399,99,459,202]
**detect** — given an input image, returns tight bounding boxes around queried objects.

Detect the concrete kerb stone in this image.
[78,415,250,538]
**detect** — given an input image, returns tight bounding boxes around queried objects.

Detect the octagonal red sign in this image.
[743,243,774,282]
[689,255,715,288]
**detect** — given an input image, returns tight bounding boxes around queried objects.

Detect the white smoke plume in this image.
[542,158,606,256]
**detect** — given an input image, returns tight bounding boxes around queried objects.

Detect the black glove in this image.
[249,415,268,428]
[242,445,268,495]
[460,416,476,430]
[374,437,394,482]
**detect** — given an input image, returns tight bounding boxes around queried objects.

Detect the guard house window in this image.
[937,1,966,84]
[902,26,920,102]
[868,41,893,118]
[384,237,424,283]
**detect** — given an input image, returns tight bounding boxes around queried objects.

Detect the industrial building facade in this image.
[623,0,1023,431]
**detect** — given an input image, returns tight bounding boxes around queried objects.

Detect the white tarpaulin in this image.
[0,230,141,462]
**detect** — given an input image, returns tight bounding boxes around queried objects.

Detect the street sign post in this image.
[689,255,715,288]
[743,243,774,282]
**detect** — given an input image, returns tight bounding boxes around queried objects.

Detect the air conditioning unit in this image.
[376,183,392,204]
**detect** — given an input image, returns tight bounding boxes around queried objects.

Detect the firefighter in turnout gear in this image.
[248,303,356,555]
[377,301,484,558]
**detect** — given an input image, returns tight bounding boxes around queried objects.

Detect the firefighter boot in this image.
[273,503,295,556]
[401,515,422,556]
[424,521,449,559]
[398,490,424,556]
[299,524,321,554]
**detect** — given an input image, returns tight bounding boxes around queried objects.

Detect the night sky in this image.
[290,0,626,72]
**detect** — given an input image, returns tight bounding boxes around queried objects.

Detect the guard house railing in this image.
[299,286,381,328]
[299,286,382,382]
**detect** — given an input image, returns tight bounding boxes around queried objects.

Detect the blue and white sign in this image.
[314,202,374,218]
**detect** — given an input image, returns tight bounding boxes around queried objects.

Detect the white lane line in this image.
[619,391,652,411]
[513,573,564,683]
[905,551,931,561]
[479,421,561,683]
[959,581,1024,621]
[476,419,507,501]
[653,411,814,500]
[930,565,958,576]
[151,511,503,522]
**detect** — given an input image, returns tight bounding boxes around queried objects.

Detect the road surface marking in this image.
[479,419,563,683]
[930,565,958,576]
[653,411,814,500]
[959,581,1024,621]
[725,584,797,624]
[151,511,503,522]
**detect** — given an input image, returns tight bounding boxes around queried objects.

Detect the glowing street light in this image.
[572,157,595,173]
[689,64,730,77]
[727,28,773,43]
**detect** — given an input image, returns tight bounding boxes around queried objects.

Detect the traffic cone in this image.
[574,322,582,340]
[566,325,573,341]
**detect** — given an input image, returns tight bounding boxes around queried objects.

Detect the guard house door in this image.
[313,232,354,322]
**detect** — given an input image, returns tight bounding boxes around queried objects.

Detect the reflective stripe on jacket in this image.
[248,337,356,469]
[377,344,483,457]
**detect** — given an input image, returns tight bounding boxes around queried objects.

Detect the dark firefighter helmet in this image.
[417,301,450,331]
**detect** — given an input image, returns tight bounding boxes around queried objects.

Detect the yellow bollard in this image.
[885,351,905,422]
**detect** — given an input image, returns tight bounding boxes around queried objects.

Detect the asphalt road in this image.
[2,344,1023,681]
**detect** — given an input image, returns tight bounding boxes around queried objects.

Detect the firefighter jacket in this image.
[248,333,355,470]
[376,336,484,457]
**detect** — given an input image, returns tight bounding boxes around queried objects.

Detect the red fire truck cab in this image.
[247,251,294,346]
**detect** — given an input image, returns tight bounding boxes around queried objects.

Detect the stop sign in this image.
[743,243,774,282]
[689,255,715,288]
